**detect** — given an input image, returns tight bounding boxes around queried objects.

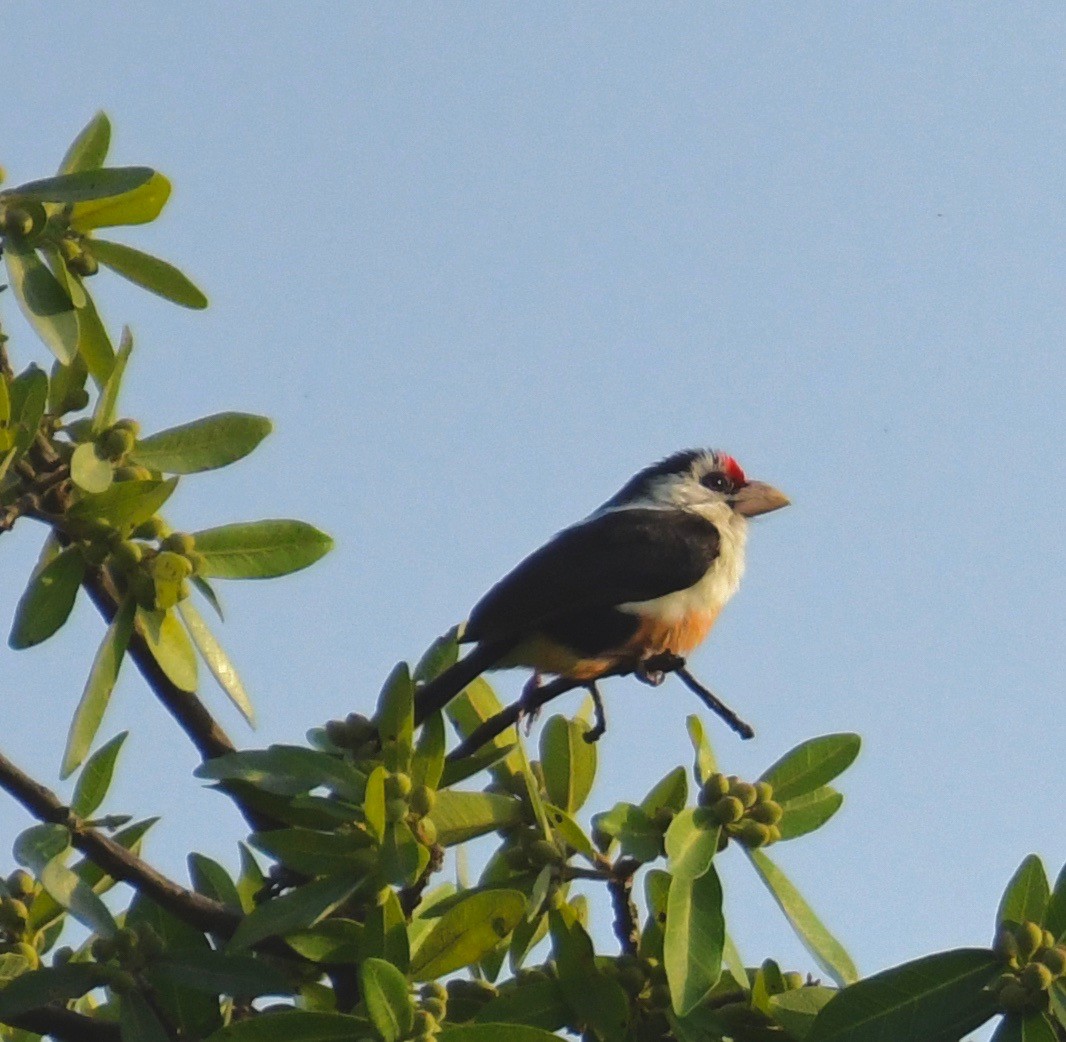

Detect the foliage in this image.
[0,114,1060,1042]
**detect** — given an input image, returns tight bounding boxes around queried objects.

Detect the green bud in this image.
[385,798,408,823]
[749,800,783,825]
[324,719,349,748]
[754,780,775,802]
[782,971,805,990]
[698,772,730,805]
[1,898,29,929]
[1021,961,1055,993]
[1,206,35,238]
[7,870,35,897]
[109,540,144,570]
[994,924,1020,966]
[420,982,448,1002]
[68,250,99,278]
[161,531,196,556]
[150,550,193,582]
[133,516,169,541]
[64,387,91,413]
[766,823,782,845]
[1016,921,1045,960]
[711,796,745,825]
[99,427,135,462]
[112,419,141,437]
[409,784,436,817]
[1039,946,1066,977]
[58,237,82,262]
[415,817,438,847]
[421,996,447,1019]
[731,819,772,849]
[185,550,207,575]
[1044,929,1057,951]
[530,839,560,866]
[729,780,758,808]
[384,771,413,800]
[998,980,1033,1013]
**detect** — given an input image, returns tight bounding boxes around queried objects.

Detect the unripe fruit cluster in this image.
[411,982,448,1040]
[992,920,1066,1014]
[90,922,164,972]
[697,773,783,849]
[108,527,204,612]
[58,235,99,278]
[96,419,140,463]
[324,713,378,757]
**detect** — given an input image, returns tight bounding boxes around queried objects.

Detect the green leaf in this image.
[747,849,858,986]
[665,808,720,879]
[382,819,429,887]
[769,985,837,1037]
[71,730,127,817]
[227,874,360,952]
[446,677,524,783]
[410,889,526,980]
[3,245,77,364]
[90,323,132,433]
[759,734,861,803]
[993,1014,1060,1042]
[439,739,518,788]
[1049,980,1066,1030]
[48,355,88,414]
[188,853,244,912]
[61,593,135,778]
[414,629,460,683]
[131,412,272,474]
[362,888,409,971]
[641,765,689,817]
[640,869,671,962]
[70,441,114,493]
[152,951,295,998]
[476,978,569,1032]
[6,166,153,203]
[19,836,119,938]
[70,171,171,229]
[137,607,198,691]
[806,948,999,1042]
[591,802,663,862]
[777,786,845,841]
[119,989,172,1042]
[68,477,178,531]
[440,1027,566,1042]
[73,289,116,385]
[8,546,85,649]
[89,237,207,308]
[412,710,446,790]
[427,790,523,846]
[176,601,253,722]
[0,374,8,426]
[7,364,48,457]
[204,1011,371,1042]
[192,520,333,579]
[686,715,717,784]
[543,803,595,859]
[284,918,363,964]
[376,661,414,772]
[361,957,414,1042]
[250,828,375,878]
[664,864,725,1015]
[195,745,364,800]
[1045,864,1066,941]
[59,112,111,174]
[0,964,101,1018]
[540,714,597,814]
[997,855,1050,929]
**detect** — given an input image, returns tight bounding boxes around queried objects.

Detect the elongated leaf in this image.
[227,875,360,951]
[152,951,294,998]
[769,986,837,1037]
[192,520,333,579]
[777,786,845,841]
[361,958,414,1042]
[543,803,595,859]
[90,323,132,433]
[446,677,524,783]
[411,889,526,980]
[414,629,460,683]
[195,745,364,801]
[540,714,597,814]
[664,864,725,1015]
[48,355,88,415]
[997,855,1050,929]
[206,1012,395,1042]
[285,917,363,964]
[440,1027,565,1042]
[71,730,127,817]
[747,849,858,986]
[760,734,861,803]
[427,790,523,846]
[806,948,999,1042]
[686,715,717,784]
[137,607,198,691]
[37,855,118,937]
[61,594,135,777]
[70,171,171,229]
[412,710,445,790]
[439,738,518,788]
[59,112,111,174]
[550,908,629,1040]
[7,166,153,203]
[8,364,48,458]
[119,989,177,1042]
[9,546,85,649]
[178,601,254,723]
[641,766,689,817]
[376,662,414,773]
[665,808,720,879]
[0,964,102,1018]
[68,477,177,530]
[250,828,375,878]
[1045,865,1066,941]
[74,289,116,384]
[476,979,569,1031]
[591,801,663,862]
[362,888,409,971]
[90,237,207,309]
[188,853,243,913]
[132,412,272,474]
[4,244,78,364]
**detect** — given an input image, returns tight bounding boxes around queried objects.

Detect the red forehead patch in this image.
[721,455,747,486]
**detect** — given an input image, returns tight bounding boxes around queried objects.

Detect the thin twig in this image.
[675,666,755,740]
[607,857,641,955]
[0,749,239,937]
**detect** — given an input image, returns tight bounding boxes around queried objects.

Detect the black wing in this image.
[464,508,721,644]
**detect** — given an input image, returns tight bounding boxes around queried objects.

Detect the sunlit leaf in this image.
[90,324,132,433]
[3,244,78,364]
[192,520,333,579]
[427,790,523,846]
[70,441,113,493]
[68,477,178,531]
[540,714,597,815]
[664,864,725,1015]
[777,786,845,841]
[997,855,1050,930]
[227,875,360,952]
[90,237,207,309]
[71,730,127,818]
[759,734,861,803]
[131,412,272,474]
[411,889,526,980]
[70,171,171,229]
[59,111,111,174]
[361,957,414,1042]
[178,600,254,723]
[6,166,153,203]
[8,546,85,649]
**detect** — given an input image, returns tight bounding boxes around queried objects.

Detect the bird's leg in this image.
[519,671,544,734]
[583,682,607,744]
[674,666,755,740]
[636,651,686,687]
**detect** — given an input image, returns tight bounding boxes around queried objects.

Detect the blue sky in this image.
[1,5,1064,1034]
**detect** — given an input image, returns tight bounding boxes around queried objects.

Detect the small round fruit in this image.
[68,251,99,277]
[415,817,438,847]
[410,784,436,817]
[729,781,758,808]
[1016,922,1045,960]
[109,541,144,570]
[99,427,135,461]
[384,772,413,800]
[133,516,169,540]
[7,870,35,897]
[711,796,745,825]
[1021,961,1055,993]
[1,207,34,238]
[385,798,408,823]
[749,800,783,825]
[731,819,771,849]
[782,971,805,990]
[698,773,730,804]
[754,781,775,803]
[1039,946,1066,977]
[161,532,197,556]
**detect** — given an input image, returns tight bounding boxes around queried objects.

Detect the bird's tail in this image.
[414,637,516,725]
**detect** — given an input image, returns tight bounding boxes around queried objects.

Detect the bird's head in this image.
[600,448,790,518]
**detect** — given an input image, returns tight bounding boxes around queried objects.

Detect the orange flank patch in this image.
[623,608,721,659]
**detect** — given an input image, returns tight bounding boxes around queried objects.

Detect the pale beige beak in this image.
[731,480,790,517]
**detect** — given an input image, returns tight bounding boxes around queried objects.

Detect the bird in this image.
[414,449,789,727]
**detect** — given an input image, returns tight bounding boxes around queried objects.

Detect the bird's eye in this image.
[700,471,734,493]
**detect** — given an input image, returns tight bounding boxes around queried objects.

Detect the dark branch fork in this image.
[443,652,755,762]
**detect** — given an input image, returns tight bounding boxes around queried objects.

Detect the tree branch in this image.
[0,749,239,937]
[4,1004,120,1042]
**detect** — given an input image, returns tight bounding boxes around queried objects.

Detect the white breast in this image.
[616,502,748,623]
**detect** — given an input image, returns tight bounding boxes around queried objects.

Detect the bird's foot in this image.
[519,672,544,734]
[584,682,607,743]
[636,652,685,687]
